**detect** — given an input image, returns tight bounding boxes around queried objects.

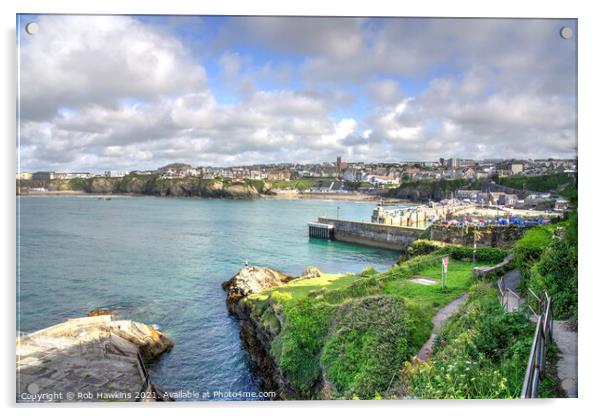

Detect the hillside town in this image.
[18,156,576,184]
[17,157,576,210]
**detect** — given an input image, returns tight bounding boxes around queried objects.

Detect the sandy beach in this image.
[264,191,406,204]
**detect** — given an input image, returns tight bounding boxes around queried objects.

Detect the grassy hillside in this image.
[397,283,538,399]
[242,255,496,399]
[497,172,575,195]
[267,177,336,191]
[512,214,577,320]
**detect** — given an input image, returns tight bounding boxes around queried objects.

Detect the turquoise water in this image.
[16,196,400,400]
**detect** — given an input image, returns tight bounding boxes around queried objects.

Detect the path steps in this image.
[500,269,524,313]
[416,293,468,361]
[499,269,578,398]
[552,320,578,398]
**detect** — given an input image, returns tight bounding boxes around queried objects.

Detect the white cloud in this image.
[17,15,577,172]
[19,15,207,121]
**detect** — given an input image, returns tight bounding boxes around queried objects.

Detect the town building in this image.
[32,171,55,180]
[267,170,291,181]
[104,170,128,178]
[16,172,32,180]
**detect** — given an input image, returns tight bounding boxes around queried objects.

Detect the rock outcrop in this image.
[299,266,321,280]
[222,266,301,398]
[222,266,294,311]
[17,315,174,402]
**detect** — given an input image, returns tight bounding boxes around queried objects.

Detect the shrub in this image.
[443,246,508,264]
[511,224,556,290]
[404,239,447,258]
[401,283,534,399]
[321,296,429,399]
[359,266,378,278]
[271,298,334,397]
[401,241,508,264]
[512,225,554,266]
[529,238,577,319]
[321,276,383,304]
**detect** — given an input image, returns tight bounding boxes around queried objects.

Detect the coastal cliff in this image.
[17,175,269,199]
[387,178,469,202]
[222,266,298,397]
[17,314,174,402]
[222,265,430,400]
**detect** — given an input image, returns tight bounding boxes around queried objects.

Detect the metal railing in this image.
[497,273,522,312]
[521,292,553,398]
[134,351,174,402]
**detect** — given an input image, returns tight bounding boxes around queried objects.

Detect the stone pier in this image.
[316,217,425,251]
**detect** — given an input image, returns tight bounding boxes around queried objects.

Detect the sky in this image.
[17,15,577,172]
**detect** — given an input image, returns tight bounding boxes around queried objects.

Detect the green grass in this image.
[497,173,574,194]
[248,272,357,303]
[383,259,490,309]
[398,282,536,399]
[267,177,336,191]
[250,259,489,311]
[242,255,498,399]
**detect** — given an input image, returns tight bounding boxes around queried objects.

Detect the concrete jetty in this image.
[311,217,424,250]
[17,315,174,403]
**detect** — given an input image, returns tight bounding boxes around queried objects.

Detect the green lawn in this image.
[249,259,490,312]
[242,256,497,399]
[383,259,491,309]
[248,272,357,303]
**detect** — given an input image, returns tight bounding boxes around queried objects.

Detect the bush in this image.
[512,215,576,318]
[401,240,508,264]
[359,266,378,278]
[271,299,334,397]
[443,246,508,264]
[512,226,554,266]
[271,292,430,399]
[529,237,577,320]
[404,240,447,258]
[511,224,556,290]
[321,296,429,399]
[401,283,534,399]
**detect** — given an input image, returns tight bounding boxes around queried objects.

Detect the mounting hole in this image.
[25,22,39,35]
[560,26,573,40]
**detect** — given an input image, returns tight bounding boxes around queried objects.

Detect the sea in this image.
[16,195,401,400]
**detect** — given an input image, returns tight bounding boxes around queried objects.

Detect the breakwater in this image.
[315,217,425,251]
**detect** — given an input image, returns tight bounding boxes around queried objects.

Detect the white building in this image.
[368,175,400,186]
[16,172,32,180]
[104,170,128,178]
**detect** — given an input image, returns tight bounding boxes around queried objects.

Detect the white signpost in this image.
[441,256,449,289]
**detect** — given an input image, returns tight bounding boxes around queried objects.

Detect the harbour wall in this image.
[430,224,526,248]
[317,217,425,251]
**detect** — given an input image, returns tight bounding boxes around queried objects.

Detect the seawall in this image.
[317,217,425,251]
[430,224,526,248]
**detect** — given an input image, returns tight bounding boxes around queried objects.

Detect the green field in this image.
[383,260,490,309]
[248,272,356,303]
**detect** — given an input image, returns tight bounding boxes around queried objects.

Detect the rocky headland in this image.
[17,176,269,199]
[17,314,174,402]
[222,265,334,399]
